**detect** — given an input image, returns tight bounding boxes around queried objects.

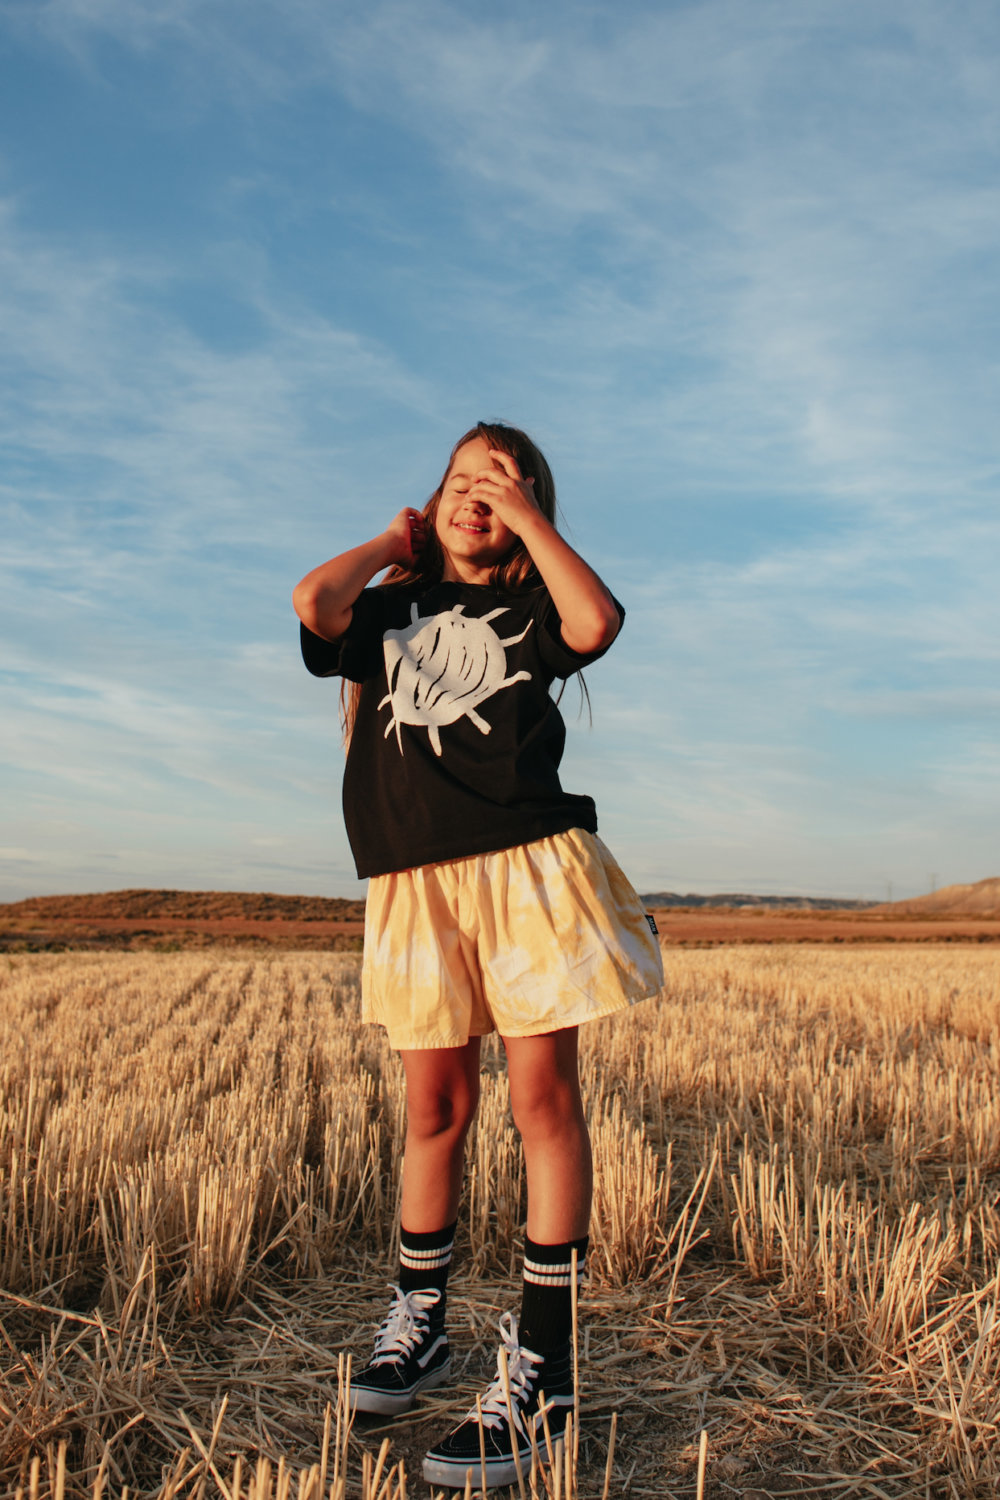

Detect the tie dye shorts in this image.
[361,827,664,1050]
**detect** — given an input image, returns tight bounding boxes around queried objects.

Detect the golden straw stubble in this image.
[0,942,998,1497]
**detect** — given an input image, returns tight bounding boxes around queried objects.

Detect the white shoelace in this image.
[369,1284,442,1367]
[473,1312,543,1435]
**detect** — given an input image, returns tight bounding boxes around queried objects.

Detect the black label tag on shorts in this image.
[645,912,659,936]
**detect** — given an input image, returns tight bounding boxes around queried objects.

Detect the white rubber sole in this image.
[422,1435,563,1490]
[348,1355,451,1416]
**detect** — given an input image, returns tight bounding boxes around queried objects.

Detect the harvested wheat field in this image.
[2,946,999,1499]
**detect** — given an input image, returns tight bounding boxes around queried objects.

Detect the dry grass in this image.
[1,945,999,1498]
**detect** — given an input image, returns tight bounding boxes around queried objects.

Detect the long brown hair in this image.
[341,422,569,741]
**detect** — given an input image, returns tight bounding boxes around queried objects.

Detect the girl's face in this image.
[434,436,518,583]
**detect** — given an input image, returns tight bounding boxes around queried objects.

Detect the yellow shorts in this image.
[361,828,664,1050]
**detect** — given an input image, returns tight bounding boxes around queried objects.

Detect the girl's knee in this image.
[401,1041,481,1142]
[406,1074,480,1142]
[509,1076,584,1140]
[504,1030,582,1135]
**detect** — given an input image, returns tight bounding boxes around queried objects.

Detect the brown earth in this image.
[3,886,1000,951]
[648,905,1000,945]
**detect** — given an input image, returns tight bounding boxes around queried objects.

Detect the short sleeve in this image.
[299,589,388,682]
[534,589,625,678]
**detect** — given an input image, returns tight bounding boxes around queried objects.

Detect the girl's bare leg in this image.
[399,1038,482,1231]
[503,1027,592,1242]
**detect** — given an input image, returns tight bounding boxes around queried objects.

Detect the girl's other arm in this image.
[516,512,622,655]
[476,453,621,655]
[292,509,425,641]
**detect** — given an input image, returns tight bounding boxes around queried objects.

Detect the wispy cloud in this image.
[0,200,433,540]
[10,1,998,510]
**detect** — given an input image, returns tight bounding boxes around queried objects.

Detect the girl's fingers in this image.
[471,471,535,506]
[389,507,426,564]
[487,448,523,480]
[472,469,519,495]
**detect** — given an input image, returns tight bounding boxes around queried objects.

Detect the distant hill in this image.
[3,884,999,952]
[872,876,1000,919]
[0,888,367,954]
[640,892,878,911]
[7,882,997,922]
[1,888,366,922]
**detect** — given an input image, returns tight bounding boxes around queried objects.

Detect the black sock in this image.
[398,1221,456,1323]
[519,1234,588,1356]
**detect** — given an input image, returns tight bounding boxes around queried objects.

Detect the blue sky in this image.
[2,0,998,902]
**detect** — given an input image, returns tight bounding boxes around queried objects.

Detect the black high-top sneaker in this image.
[422,1312,574,1489]
[349,1285,450,1415]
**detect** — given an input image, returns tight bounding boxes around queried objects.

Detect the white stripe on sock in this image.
[400,1241,454,1269]
[523,1257,585,1287]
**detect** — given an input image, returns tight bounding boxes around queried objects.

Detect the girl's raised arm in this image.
[292,509,426,641]
[472,452,621,656]
[512,513,621,655]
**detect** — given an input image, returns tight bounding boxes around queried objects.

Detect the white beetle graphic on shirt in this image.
[379,602,532,756]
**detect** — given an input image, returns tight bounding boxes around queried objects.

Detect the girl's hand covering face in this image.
[467,449,540,536]
[385,507,427,569]
[435,437,545,583]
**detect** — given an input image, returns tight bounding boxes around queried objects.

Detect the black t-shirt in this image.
[301,578,622,878]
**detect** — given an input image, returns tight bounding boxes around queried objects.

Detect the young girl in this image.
[293,422,663,1489]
